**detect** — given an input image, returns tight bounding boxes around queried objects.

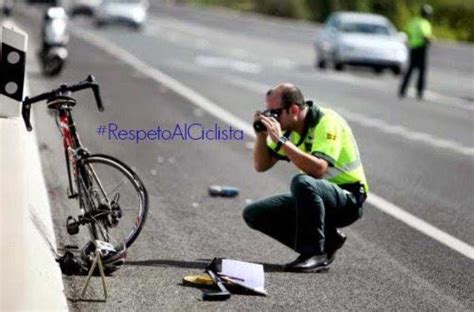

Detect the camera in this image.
[253,110,280,133]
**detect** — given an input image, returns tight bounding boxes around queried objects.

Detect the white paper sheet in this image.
[219,259,267,295]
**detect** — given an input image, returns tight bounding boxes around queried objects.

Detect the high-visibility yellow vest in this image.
[267,104,369,193]
[406,17,432,49]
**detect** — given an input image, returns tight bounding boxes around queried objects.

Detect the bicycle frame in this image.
[20,76,150,250]
[57,104,110,241]
[56,102,113,205]
[57,105,86,199]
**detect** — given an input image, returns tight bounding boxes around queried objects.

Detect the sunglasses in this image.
[261,107,287,118]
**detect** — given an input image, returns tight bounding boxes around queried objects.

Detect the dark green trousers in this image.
[243,174,363,255]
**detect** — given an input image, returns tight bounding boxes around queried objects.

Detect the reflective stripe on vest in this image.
[322,158,362,180]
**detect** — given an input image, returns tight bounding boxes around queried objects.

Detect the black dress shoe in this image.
[326,229,347,265]
[284,254,329,273]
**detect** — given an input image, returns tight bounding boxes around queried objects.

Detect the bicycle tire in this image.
[77,154,148,250]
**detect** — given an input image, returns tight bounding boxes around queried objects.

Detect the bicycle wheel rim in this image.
[79,154,148,250]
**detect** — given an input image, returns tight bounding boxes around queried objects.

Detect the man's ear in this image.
[289,104,299,116]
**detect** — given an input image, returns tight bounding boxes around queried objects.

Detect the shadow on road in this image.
[126,259,285,272]
[126,259,209,269]
[68,298,106,303]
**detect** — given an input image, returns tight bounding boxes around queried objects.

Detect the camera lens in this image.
[253,120,266,133]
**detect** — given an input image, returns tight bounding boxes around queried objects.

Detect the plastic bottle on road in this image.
[208,185,239,198]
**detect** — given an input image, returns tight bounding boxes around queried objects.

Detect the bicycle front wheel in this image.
[78,154,148,250]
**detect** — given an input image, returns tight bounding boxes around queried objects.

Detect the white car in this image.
[70,0,102,16]
[95,0,149,30]
[315,12,408,75]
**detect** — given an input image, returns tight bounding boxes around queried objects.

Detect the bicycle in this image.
[22,75,148,252]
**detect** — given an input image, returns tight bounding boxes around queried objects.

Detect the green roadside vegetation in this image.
[186,0,474,42]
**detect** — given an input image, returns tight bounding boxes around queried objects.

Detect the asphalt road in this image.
[13,1,474,311]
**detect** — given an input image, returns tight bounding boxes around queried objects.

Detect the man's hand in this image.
[253,112,278,172]
[254,111,268,138]
[260,116,282,143]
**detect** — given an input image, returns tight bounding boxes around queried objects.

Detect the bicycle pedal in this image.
[66,216,79,235]
[109,217,119,228]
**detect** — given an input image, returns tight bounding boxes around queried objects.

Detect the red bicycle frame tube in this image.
[60,112,75,152]
[58,109,82,197]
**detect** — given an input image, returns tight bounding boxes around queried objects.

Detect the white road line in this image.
[369,194,474,260]
[224,75,474,157]
[195,55,262,74]
[70,27,474,260]
[423,90,474,111]
[323,73,474,112]
[223,75,268,93]
[337,107,474,157]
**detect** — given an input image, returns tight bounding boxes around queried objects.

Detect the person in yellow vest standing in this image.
[399,4,434,100]
[243,83,368,272]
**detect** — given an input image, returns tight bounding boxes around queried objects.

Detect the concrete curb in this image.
[0,18,69,311]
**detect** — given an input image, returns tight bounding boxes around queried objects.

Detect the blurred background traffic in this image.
[2,0,472,80]
[187,0,474,42]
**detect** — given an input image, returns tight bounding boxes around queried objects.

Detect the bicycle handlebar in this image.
[21,75,104,131]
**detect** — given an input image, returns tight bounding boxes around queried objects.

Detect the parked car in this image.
[315,12,408,75]
[95,0,149,30]
[70,0,102,16]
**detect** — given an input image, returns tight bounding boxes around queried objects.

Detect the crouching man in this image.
[243,83,368,272]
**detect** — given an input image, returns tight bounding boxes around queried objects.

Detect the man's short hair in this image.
[267,84,305,109]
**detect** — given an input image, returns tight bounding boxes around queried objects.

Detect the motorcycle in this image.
[39,7,69,77]
[2,0,13,16]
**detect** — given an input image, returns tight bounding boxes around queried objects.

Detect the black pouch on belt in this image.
[340,182,367,206]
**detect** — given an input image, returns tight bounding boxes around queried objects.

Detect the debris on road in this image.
[208,185,239,197]
[182,258,267,301]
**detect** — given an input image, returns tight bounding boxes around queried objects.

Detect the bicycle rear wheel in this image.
[77,154,148,250]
